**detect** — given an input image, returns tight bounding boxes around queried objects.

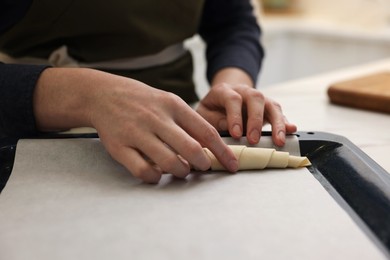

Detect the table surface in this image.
[261,58,390,174]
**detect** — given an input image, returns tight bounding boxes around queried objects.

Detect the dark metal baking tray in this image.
[1,131,389,256]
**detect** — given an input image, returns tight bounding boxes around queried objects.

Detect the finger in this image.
[156,121,211,171]
[243,89,265,144]
[175,109,238,172]
[264,99,287,147]
[285,117,298,134]
[196,105,228,131]
[203,85,244,138]
[137,134,191,178]
[109,146,162,184]
[221,88,244,139]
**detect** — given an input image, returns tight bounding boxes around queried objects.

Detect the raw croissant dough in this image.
[203,145,311,171]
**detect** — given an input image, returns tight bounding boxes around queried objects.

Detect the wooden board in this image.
[327,71,390,114]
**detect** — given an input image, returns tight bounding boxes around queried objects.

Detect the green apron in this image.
[0,0,205,102]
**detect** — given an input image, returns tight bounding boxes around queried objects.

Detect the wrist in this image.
[211,67,254,87]
[33,68,97,131]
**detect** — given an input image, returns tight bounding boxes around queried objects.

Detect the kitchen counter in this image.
[257,14,390,87]
[261,14,390,41]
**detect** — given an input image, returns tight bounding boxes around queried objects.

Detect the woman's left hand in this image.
[196,68,297,146]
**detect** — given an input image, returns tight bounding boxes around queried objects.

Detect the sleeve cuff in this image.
[0,63,49,137]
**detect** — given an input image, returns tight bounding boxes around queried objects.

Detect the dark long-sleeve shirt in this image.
[0,0,263,137]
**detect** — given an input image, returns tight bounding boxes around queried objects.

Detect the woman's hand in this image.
[33,68,239,183]
[196,68,297,146]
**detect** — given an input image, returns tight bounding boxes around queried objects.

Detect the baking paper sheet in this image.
[0,137,386,259]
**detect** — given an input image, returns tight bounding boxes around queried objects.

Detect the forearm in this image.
[33,68,101,131]
[200,0,263,84]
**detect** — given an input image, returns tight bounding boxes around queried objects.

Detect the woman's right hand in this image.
[33,68,238,183]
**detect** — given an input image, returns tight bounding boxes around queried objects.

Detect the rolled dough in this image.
[203,145,311,171]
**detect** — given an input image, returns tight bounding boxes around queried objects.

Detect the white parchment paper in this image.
[0,137,385,260]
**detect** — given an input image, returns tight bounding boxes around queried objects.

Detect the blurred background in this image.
[256,0,390,88]
[189,0,390,97]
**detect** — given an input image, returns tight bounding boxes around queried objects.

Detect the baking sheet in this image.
[0,137,386,259]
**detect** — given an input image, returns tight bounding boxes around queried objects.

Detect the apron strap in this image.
[0,43,186,70]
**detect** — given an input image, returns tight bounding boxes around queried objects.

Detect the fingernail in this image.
[250,129,260,143]
[232,124,241,137]
[177,155,190,168]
